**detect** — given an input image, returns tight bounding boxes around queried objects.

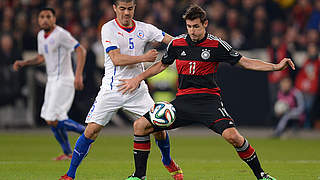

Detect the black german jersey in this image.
[161,33,242,96]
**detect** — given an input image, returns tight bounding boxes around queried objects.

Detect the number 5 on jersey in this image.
[129,38,134,49]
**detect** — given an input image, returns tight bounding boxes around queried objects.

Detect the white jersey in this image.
[37,25,79,82]
[100,19,165,90]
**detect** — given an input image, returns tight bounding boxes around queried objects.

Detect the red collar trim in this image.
[115,18,136,33]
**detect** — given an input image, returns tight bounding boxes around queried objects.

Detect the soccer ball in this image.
[149,101,176,127]
[274,100,290,116]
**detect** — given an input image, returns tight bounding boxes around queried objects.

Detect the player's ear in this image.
[113,4,117,13]
[53,16,56,24]
[203,20,208,28]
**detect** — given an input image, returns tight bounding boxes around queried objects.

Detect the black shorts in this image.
[144,94,236,135]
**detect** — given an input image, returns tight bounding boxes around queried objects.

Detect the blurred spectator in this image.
[0,33,24,106]
[207,1,226,28]
[295,43,320,128]
[307,0,320,31]
[267,34,294,122]
[273,77,305,137]
[135,0,151,21]
[291,0,313,31]
[247,6,270,49]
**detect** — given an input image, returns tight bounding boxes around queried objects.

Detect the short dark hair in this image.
[39,7,56,16]
[114,0,136,6]
[182,4,207,24]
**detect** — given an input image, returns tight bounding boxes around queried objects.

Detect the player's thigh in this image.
[55,81,75,114]
[200,97,235,135]
[85,90,123,126]
[41,80,74,121]
[143,97,194,132]
[122,89,154,120]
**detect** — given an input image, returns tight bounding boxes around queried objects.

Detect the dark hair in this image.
[39,7,56,16]
[114,0,136,6]
[182,4,207,24]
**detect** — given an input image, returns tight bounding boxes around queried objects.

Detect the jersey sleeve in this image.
[101,23,119,53]
[59,30,79,51]
[146,24,165,43]
[213,38,242,65]
[161,41,176,65]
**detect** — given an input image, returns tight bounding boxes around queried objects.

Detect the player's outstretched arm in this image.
[117,61,169,94]
[13,54,45,71]
[108,48,158,66]
[237,56,295,71]
[161,33,173,45]
[74,44,87,90]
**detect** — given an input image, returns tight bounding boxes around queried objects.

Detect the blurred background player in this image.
[13,7,87,160]
[60,0,182,180]
[119,4,295,180]
[273,77,305,137]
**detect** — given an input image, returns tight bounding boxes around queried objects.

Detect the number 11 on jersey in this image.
[129,38,134,49]
[189,62,196,74]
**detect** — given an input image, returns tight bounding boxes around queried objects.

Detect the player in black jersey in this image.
[120,4,295,180]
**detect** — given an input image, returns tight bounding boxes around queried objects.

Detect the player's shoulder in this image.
[171,34,187,46]
[208,33,232,50]
[207,33,219,41]
[101,19,116,31]
[55,26,71,36]
[37,30,44,38]
[134,20,151,27]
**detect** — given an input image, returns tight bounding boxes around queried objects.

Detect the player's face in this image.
[113,2,135,27]
[186,18,208,42]
[38,10,56,31]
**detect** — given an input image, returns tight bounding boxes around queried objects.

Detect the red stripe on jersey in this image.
[197,39,219,47]
[237,145,255,159]
[176,60,218,75]
[134,142,151,151]
[177,87,221,96]
[172,38,188,46]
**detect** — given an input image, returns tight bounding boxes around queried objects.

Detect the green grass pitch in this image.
[0,130,320,180]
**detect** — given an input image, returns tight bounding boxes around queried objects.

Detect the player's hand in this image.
[13,60,24,71]
[117,77,141,94]
[275,58,295,71]
[74,74,84,90]
[142,49,158,62]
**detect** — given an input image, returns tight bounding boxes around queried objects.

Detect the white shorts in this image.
[40,79,75,121]
[85,85,154,126]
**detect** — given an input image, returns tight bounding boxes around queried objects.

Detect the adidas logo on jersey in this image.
[181,51,186,56]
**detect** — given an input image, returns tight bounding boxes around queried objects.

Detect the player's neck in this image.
[44,25,56,35]
[191,32,206,42]
[116,18,134,28]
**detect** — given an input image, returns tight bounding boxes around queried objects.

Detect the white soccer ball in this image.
[149,101,176,127]
[274,100,290,116]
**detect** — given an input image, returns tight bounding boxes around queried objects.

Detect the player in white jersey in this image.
[60,1,183,180]
[13,8,87,161]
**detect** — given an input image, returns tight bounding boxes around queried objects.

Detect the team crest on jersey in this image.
[201,49,211,60]
[137,30,144,39]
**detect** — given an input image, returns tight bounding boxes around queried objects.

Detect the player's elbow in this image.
[110,57,121,66]
[109,54,122,66]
